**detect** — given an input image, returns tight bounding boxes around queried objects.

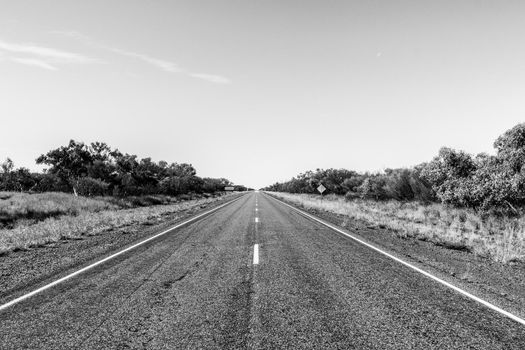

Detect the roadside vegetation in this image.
[0,140,249,255]
[0,192,117,229]
[264,123,525,264]
[269,192,525,264]
[0,191,238,254]
[0,140,250,196]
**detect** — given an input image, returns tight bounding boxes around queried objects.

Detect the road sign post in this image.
[317,183,326,195]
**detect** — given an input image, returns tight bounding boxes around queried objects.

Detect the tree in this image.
[357,176,388,200]
[421,126,525,210]
[494,123,525,173]
[420,147,478,207]
[1,158,14,174]
[0,159,38,192]
[36,140,94,195]
[166,163,197,177]
[6,140,233,197]
[201,177,231,192]
[76,177,110,196]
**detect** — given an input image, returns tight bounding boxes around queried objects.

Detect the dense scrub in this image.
[264,167,435,202]
[0,140,249,196]
[264,123,525,213]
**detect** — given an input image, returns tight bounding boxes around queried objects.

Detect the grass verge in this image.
[268,192,525,264]
[0,192,237,254]
[0,192,117,229]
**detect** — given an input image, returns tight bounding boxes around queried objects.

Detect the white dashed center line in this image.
[255,217,259,223]
[253,244,259,265]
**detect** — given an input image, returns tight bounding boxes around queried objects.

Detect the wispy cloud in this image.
[109,48,182,73]
[111,48,231,84]
[0,40,95,63]
[0,38,99,70]
[189,73,231,84]
[10,57,57,70]
[51,30,231,84]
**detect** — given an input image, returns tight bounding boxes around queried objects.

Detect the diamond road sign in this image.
[317,184,326,194]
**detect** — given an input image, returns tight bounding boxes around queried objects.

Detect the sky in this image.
[1,0,524,189]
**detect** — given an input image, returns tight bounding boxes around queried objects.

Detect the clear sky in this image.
[1,1,524,189]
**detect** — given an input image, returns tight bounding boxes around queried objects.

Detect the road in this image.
[1,192,524,349]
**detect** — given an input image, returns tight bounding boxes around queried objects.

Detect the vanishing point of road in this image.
[1,192,524,349]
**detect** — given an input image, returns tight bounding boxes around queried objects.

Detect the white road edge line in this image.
[253,244,259,265]
[267,194,525,327]
[0,195,245,312]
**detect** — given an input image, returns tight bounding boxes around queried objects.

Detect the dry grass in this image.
[0,192,117,228]
[0,192,236,254]
[269,192,525,264]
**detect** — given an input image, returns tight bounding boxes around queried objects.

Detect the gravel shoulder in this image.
[265,193,525,322]
[0,193,243,305]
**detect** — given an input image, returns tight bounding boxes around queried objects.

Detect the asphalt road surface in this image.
[1,192,524,349]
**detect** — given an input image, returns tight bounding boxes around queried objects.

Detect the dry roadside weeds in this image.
[0,193,238,254]
[269,192,525,264]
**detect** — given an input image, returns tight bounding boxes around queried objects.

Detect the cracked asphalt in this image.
[1,192,524,349]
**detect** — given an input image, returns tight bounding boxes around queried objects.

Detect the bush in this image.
[357,176,388,200]
[159,176,188,195]
[32,173,70,192]
[420,125,525,211]
[76,177,110,197]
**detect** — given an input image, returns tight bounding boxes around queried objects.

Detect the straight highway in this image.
[0,192,524,349]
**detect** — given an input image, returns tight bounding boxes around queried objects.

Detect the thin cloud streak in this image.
[0,39,97,64]
[109,48,182,73]
[189,73,231,84]
[109,48,231,84]
[10,57,57,70]
[108,46,230,84]
[0,38,100,71]
[50,30,231,84]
